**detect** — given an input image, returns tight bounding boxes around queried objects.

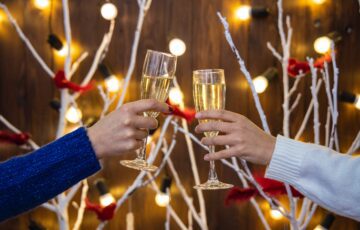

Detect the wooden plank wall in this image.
[0,0,359,229]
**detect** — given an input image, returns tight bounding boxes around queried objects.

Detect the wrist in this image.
[264,135,276,165]
[87,126,104,159]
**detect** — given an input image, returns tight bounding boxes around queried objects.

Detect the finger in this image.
[132,116,158,129]
[124,139,144,151]
[201,135,234,146]
[124,99,170,114]
[204,148,237,161]
[195,110,241,122]
[195,121,234,134]
[133,130,148,140]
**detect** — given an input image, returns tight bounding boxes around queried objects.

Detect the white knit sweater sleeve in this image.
[265,135,360,221]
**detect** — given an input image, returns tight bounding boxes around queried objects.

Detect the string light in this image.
[235,5,269,21]
[155,176,172,207]
[313,36,331,54]
[47,34,69,57]
[34,0,50,10]
[98,63,122,93]
[169,38,186,56]
[338,91,360,110]
[65,105,82,124]
[101,2,118,20]
[95,179,116,207]
[314,213,335,230]
[270,206,285,220]
[253,67,278,94]
[235,5,251,21]
[169,87,184,105]
[312,0,326,5]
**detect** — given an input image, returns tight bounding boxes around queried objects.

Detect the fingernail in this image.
[195,113,201,118]
[204,154,209,160]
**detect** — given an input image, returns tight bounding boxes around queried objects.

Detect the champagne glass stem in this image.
[136,130,149,161]
[208,145,218,181]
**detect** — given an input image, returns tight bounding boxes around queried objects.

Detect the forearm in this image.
[265,135,360,221]
[0,128,101,221]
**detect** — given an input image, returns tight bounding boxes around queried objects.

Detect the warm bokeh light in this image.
[169,87,184,105]
[155,193,170,207]
[105,75,122,93]
[314,225,325,230]
[56,43,69,57]
[355,95,360,110]
[65,105,82,124]
[235,5,251,21]
[34,0,50,10]
[169,38,186,56]
[313,36,332,54]
[253,76,269,94]
[101,2,118,20]
[99,193,116,207]
[270,207,285,220]
[312,0,326,5]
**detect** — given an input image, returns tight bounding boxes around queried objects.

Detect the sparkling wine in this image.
[141,74,173,118]
[193,82,226,137]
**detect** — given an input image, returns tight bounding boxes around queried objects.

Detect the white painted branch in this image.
[171,121,209,151]
[69,52,89,79]
[289,93,302,114]
[166,158,205,229]
[116,0,152,108]
[325,107,331,147]
[62,0,72,78]
[97,86,116,119]
[79,19,115,89]
[217,13,270,133]
[72,180,89,230]
[347,131,360,155]
[295,79,322,140]
[308,58,320,144]
[0,115,39,150]
[41,202,57,212]
[165,195,171,230]
[266,42,282,61]
[288,74,305,99]
[300,203,318,230]
[0,3,54,77]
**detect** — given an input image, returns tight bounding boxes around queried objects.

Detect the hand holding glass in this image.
[193,69,233,190]
[120,50,177,172]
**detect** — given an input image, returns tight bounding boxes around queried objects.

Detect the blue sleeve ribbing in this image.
[0,127,101,221]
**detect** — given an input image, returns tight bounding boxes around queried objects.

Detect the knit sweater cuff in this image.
[265,135,306,184]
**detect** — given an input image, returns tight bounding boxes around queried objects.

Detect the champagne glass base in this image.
[120,159,157,172]
[193,179,233,190]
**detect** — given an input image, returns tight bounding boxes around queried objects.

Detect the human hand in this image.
[195,110,276,165]
[88,99,171,159]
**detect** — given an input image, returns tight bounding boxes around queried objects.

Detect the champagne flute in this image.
[120,50,177,172]
[193,69,233,190]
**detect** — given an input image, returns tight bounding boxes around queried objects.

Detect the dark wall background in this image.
[0,0,359,229]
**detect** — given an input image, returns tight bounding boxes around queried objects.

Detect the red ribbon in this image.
[54,70,93,92]
[0,130,30,145]
[165,99,196,123]
[287,53,332,77]
[85,198,116,221]
[225,177,303,205]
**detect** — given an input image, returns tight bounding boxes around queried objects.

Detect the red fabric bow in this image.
[287,53,332,77]
[225,177,303,205]
[85,198,116,221]
[0,130,30,145]
[54,70,93,92]
[165,99,196,123]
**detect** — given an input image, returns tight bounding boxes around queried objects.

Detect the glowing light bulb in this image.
[147,135,153,144]
[101,3,118,20]
[270,207,284,220]
[169,38,186,56]
[235,5,251,21]
[313,0,326,4]
[56,43,69,57]
[314,36,332,54]
[169,87,184,105]
[105,75,122,93]
[253,76,269,94]
[355,95,360,110]
[99,193,116,207]
[34,0,50,10]
[155,193,170,207]
[65,106,82,124]
[314,225,326,230]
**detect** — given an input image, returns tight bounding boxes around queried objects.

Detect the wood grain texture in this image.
[0,0,359,229]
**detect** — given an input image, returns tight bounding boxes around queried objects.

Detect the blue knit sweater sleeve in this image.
[0,127,101,221]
